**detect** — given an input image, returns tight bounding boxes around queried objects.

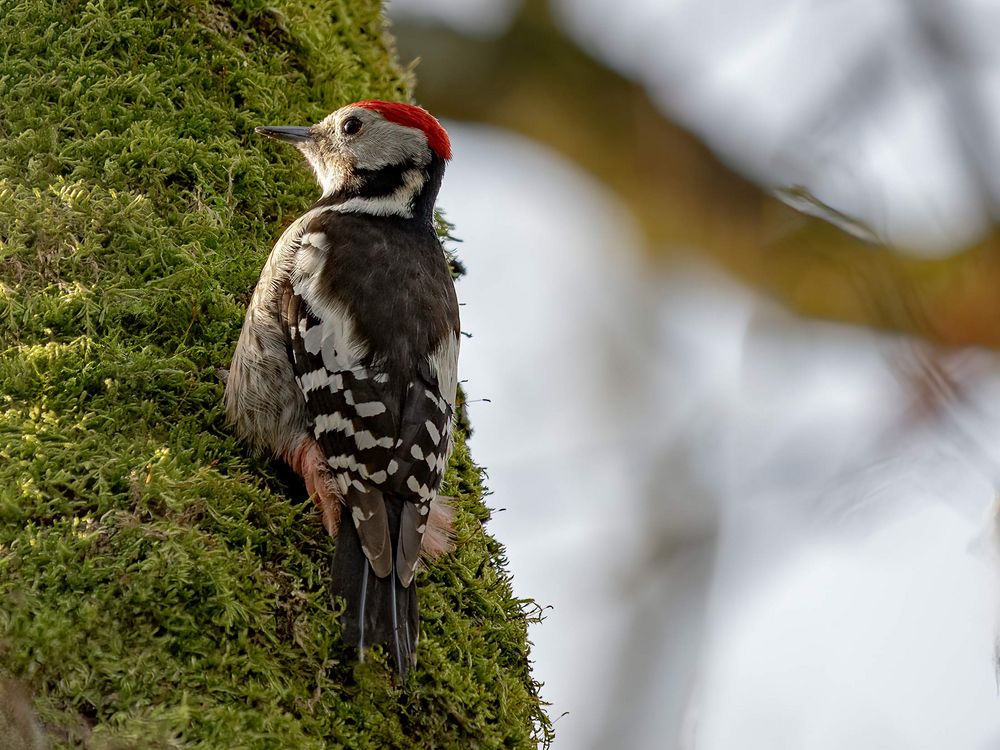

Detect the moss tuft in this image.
[0,1,551,746]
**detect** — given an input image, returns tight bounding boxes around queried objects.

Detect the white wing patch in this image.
[291,234,368,372]
[315,411,354,437]
[406,475,434,503]
[427,331,460,409]
[421,330,460,490]
[424,419,440,445]
[355,401,387,417]
[299,369,342,393]
[354,430,394,450]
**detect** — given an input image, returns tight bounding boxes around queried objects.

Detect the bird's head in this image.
[256,100,451,221]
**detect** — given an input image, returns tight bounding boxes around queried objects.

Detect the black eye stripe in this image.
[342,116,362,136]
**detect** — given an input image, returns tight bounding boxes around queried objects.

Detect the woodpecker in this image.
[224,100,459,676]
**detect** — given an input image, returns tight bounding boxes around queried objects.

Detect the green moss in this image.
[0,1,551,746]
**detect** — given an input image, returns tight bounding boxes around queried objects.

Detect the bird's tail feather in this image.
[329,497,418,677]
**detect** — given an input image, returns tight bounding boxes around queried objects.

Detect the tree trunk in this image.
[0,1,550,746]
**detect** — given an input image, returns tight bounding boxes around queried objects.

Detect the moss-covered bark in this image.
[0,1,550,746]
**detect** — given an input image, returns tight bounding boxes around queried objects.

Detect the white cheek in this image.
[302,150,344,196]
[318,167,342,196]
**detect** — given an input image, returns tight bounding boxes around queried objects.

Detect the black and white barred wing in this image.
[279,283,392,577]
[280,281,458,586]
[392,332,459,585]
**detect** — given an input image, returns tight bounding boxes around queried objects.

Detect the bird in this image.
[223,100,460,677]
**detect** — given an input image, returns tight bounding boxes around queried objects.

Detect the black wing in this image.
[279,258,456,584]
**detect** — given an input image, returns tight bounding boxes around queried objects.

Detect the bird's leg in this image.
[287,435,342,537]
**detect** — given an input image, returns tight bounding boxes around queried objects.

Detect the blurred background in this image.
[388,1,1000,748]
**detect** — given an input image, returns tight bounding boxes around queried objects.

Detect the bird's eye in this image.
[341,117,363,136]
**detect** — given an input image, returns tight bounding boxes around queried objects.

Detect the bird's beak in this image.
[255,125,313,144]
